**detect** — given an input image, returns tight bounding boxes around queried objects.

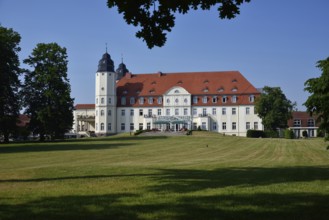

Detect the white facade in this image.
[72,52,263,137]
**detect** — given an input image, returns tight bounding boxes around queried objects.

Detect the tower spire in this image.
[121,53,123,63]
[105,43,108,53]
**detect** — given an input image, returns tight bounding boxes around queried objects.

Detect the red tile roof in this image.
[287,111,319,127]
[17,114,30,127]
[75,104,95,109]
[116,71,260,107]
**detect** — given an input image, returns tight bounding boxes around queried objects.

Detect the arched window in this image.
[100,123,104,131]
[101,97,104,104]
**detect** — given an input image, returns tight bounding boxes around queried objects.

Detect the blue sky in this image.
[1,0,329,110]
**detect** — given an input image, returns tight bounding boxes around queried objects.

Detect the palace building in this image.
[72,52,263,137]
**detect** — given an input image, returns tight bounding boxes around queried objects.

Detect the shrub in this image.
[186,130,192,135]
[134,130,145,136]
[197,126,202,131]
[284,129,294,139]
[264,130,279,138]
[247,130,265,138]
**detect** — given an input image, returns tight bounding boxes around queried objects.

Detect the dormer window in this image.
[130,97,135,104]
[136,90,140,94]
[203,87,209,92]
[231,87,238,92]
[203,79,209,84]
[149,89,155,94]
[123,90,128,94]
[193,96,198,104]
[202,96,208,103]
[232,95,237,103]
[139,97,144,104]
[222,96,228,103]
[217,87,224,93]
[212,96,217,103]
[249,95,255,103]
[151,81,156,85]
[177,80,183,84]
[232,79,237,83]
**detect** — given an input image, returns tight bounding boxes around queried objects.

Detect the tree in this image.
[255,86,294,132]
[0,26,21,143]
[304,57,329,140]
[107,0,251,48]
[22,43,74,141]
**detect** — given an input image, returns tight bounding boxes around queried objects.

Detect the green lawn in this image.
[1,132,329,220]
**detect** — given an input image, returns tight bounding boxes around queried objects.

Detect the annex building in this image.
[72,52,263,137]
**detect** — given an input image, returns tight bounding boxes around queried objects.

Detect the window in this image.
[108,110,111,116]
[193,96,198,104]
[121,109,125,116]
[232,95,237,103]
[121,97,126,105]
[175,109,179,115]
[212,96,217,103]
[100,123,104,131]
[308,119,315,127]
[222,108,226,115]
[193,108,197,116]
[184,108,188,116]
[213,122,217,131]
[158,109,162,116]
[246,122,251,130]
[130,109,134,116]
[193,123,197,130]
[249,95,255,103]
[108,123,111,130]
[101,98,104,104]
[202,108,207,116]
[96,110,98,116]
[139,123,143,130]
[174,89,179,93]
[130,97,135,104]
[108,98,111,104]
[246,107,250,115]
[202,122,207,130]
[232,108,236,115]
[158,97,162,104]
[166,109,170,116]
[222,122,227,130]
[96,123,98,131]
[121,123,125,131]
[184,98,188,104]
[166,98,170,104]
[175,98,179,104]
[232,122,237,130]
[147,123,151,130]
[212,108,216,115]
[148,109,152,116]
[101,110,104,116]
[254,122,258,130]
[96,98,98,104]
[202,96,207,103]
[294,119,301,127]
[148,97,153,104]
[139,97,144,104]
[130,123,134,131]
[222,96,227,103]
[139,109,143,116]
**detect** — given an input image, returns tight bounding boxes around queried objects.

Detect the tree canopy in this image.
[107,0,251,48]
[255,86,294,131]
[0,25,21,143]
[304,57,329,140]
[22,43,74,140]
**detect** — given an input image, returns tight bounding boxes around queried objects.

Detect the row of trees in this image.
[0,25,74,143]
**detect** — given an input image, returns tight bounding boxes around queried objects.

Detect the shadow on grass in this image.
[149,166,329,193]
[0,173,163,183]
[0,192,328,220]
[0,142,134,154]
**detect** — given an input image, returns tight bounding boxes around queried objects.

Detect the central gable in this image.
[165,86,190,96]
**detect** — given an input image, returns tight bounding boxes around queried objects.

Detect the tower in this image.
[95,51,117,135]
